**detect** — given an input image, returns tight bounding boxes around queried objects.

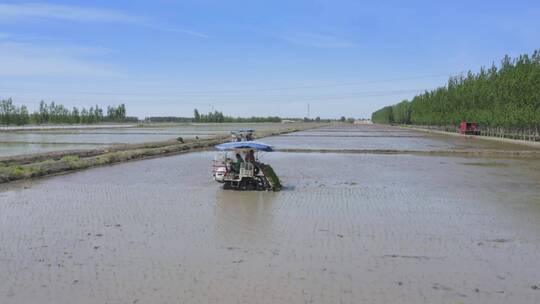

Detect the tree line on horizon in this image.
[0,99,135,125]
[145,109,284,123]
[193,109,282,123]
[2,99,357,125]
[371,50,540,128]
[145,113,340,123]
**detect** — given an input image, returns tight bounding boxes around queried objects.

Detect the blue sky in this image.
[0,0,539,118]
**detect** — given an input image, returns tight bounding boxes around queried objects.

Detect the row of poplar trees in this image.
[371,50,540,128]
[0,99,128,125]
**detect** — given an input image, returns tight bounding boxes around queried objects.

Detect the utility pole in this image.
[307,103,310,118]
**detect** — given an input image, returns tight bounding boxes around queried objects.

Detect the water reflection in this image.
[213,190,280,246]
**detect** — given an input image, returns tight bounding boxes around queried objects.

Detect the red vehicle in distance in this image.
[459,121,480,135]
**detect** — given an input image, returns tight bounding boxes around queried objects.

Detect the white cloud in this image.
[0,3,139,23]
[0,3,208,38]
[277,32,356,48]
[0,41,122,77]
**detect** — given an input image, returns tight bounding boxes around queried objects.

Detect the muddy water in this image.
[1,125,540,303]
[0,142,110,157]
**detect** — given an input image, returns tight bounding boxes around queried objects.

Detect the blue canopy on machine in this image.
[215,141,273,152]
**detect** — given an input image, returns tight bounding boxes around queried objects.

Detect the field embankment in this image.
[0,124,325,183]
[276,147,540,157]
[398,125,540,148]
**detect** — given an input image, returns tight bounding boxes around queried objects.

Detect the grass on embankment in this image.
[0,136,229,183]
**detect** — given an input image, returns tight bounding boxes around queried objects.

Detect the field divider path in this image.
[0,124,327,183]
[398,125,540,148]
[0,140,115,146]
[281,134,424,138]
[276,147,540,157]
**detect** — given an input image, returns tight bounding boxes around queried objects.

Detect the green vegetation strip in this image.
[0,100,136,125]
[0,140,219,183]
[0,125,328,183]
[371,50,540,128]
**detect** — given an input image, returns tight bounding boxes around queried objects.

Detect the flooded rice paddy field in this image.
[1,124,540,303]
[0,123,297,157]
[0,142,108,157]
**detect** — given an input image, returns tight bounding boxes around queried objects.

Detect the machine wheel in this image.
[238,178,256,191]
[235,178,246,191]
[255,175,271,191]
[223,178,268,191]
[245,181,256,191]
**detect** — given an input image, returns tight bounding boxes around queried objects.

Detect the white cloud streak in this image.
[0,3,208,38]
[0,3,139,23]
[0,41,122,77]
